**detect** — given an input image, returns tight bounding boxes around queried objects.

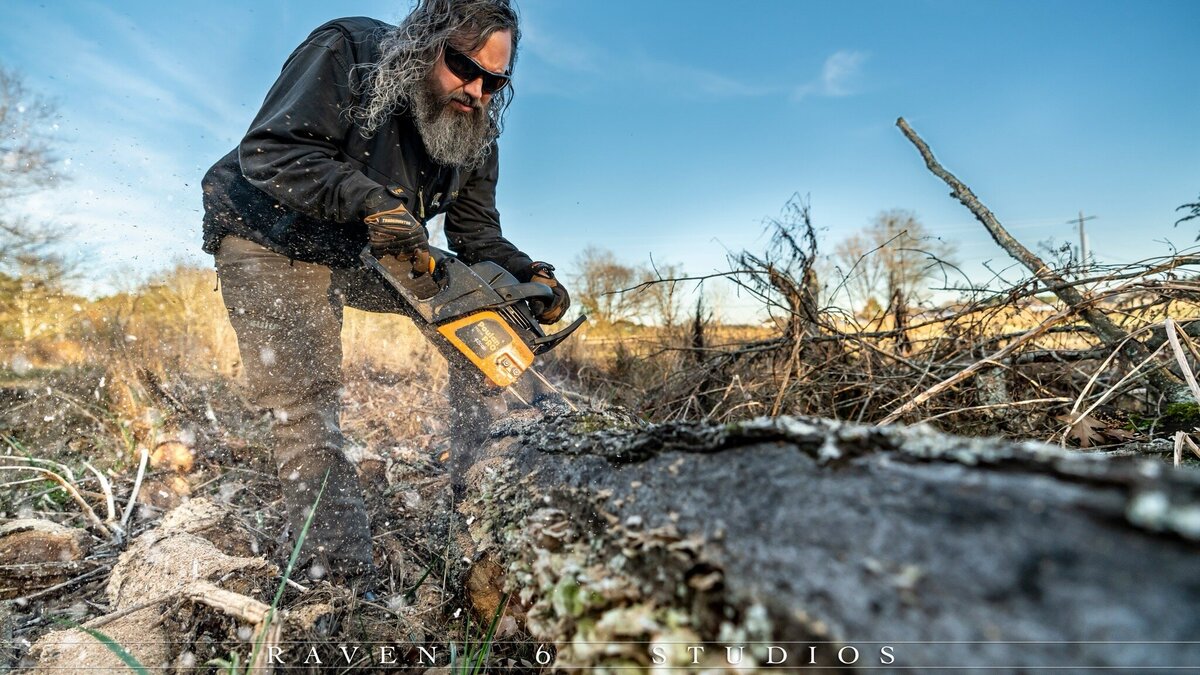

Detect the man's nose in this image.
[462,76,485,100]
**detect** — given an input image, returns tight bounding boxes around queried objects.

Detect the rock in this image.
[137,474,191,511]
[0,519,90,566]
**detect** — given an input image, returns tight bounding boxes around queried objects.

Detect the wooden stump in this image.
[28,498,280,672]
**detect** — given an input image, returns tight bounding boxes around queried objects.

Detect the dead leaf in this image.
[1057,412,1106,448]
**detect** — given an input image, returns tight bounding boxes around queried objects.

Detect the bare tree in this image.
[572,246,635,326]
[640,260,686,330]
[0,63,73,342]
[569,246,688,328]
[831,209,957,318]
[0,64,60,205]
[7,243,69,341]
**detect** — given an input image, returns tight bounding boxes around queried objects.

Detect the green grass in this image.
[450,590,511,675]
[247,468,331,670]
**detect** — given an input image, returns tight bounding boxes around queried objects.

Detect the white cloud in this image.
[521,27,866,104]
[522,21,605,76]
[821,50,869,96]
[80,3,246,138]
[794,50,870,100]
[634,57,780,98]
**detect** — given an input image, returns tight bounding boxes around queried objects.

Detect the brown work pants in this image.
[213,235,494,582]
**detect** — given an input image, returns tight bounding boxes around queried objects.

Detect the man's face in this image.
[410,29,512,169]
[429,29,513,114]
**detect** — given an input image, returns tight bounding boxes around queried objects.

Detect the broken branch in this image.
[895,116,1180,396]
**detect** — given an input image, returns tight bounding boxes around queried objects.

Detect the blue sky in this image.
[1,0,1197,318]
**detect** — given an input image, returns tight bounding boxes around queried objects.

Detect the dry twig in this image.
[877,307,1073,425]
[1165,318,1200,404]
[0,459,113,538]
[119,447,150,533]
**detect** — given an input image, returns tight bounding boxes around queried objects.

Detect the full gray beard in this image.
[409,80,497,171]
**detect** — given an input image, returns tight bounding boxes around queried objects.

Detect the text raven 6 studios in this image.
[259,642,898,668]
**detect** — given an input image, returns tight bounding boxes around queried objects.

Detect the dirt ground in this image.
[1,365,550,672]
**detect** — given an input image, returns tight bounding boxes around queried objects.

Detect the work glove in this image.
[364,200,431,275]
[527,261,570,324]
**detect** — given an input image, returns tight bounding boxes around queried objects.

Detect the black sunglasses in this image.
[443,45,510,95]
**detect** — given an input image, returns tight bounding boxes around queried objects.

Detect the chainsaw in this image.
[360,246,586,395]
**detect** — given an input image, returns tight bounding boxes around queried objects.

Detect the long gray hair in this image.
[353,0,520,137]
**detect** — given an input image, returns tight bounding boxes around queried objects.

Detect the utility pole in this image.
[1069,211,1097,270]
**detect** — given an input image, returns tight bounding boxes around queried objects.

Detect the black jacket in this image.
[201,17,533,275]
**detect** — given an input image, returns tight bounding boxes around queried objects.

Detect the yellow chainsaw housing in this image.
[437,311,535,387]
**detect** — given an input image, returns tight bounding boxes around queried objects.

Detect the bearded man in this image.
[200,0,568,592]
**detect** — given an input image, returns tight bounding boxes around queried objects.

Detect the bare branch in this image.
[896,116,1181,397]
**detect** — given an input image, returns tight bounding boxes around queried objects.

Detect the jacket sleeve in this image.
[444,144,535,279]
[238,28,401,223]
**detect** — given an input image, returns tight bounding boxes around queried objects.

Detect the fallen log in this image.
[460,409,1200,671]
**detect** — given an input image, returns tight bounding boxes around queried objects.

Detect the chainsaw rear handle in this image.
[425,246,561,315]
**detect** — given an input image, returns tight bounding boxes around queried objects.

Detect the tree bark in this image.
[462,409,1200,671]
